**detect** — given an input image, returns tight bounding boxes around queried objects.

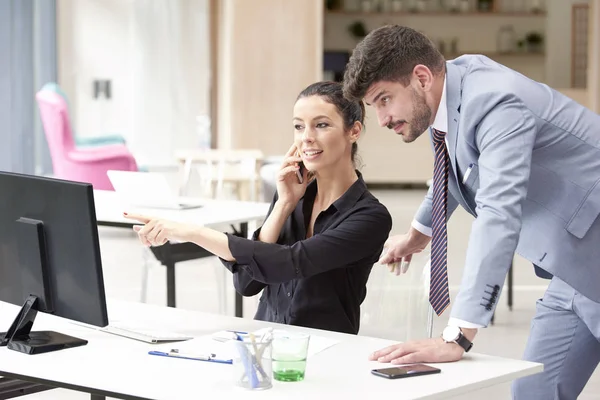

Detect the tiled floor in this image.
[18,189,600,399]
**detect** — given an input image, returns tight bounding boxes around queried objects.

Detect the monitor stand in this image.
[0,218,89,354]
[1,295,88,354]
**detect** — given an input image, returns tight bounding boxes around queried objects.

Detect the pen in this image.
[236,341,260,388]
[212,330,249,342]
[148,350,233,364]
[462,163,475,184]
[249,333,268,379]
[230,330,247,341]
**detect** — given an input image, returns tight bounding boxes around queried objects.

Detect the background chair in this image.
[176,149,264,201]
[40,83,127,148]
[360,255,433,342]
[258,155,285,202]
[36,89,138,190]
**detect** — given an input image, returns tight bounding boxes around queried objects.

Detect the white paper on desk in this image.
[159,330,340,359]
[152,336,236,360]
[305,334,339,358]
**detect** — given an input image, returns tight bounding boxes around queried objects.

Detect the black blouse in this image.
[221,171,392,334]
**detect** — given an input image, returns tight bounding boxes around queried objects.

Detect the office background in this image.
[4,0,598,183]
[1,0,599,398]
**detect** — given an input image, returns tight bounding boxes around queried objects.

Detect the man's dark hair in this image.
[343,25,445,101]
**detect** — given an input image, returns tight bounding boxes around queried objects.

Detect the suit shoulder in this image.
[458,56,524,96]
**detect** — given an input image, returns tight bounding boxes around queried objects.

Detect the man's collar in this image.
[431,74,448,133]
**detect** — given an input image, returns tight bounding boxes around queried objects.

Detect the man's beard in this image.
[403,88,432,143]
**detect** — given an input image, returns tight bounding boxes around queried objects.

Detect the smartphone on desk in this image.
[371,364,441,379]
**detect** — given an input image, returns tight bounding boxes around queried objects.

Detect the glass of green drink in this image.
[272,330,310,382]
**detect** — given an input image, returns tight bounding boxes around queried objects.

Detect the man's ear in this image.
[413,64,434,92]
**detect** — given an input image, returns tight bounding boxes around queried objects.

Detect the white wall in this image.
[57,0,210,168]
[58,0,132,142]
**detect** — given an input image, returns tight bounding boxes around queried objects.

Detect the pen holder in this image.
[232,333,273,390]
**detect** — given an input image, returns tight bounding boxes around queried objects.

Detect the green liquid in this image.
[273,360,306,382]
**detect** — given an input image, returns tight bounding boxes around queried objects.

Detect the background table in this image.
[93,190,270,316]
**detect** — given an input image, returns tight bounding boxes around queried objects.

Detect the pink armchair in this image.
[36,90,138,190]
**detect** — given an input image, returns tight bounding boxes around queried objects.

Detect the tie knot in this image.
[432,128,446,144]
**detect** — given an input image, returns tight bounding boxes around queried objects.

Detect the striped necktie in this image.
[430,128,450,316]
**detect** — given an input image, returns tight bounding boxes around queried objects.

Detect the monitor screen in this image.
[0,172,108,328]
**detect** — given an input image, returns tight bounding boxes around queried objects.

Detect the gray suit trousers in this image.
[512,277,600,399]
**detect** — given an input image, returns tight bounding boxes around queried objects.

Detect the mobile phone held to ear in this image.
[295,150,304,184]
[296,162,305,184]
[371,364,441,379]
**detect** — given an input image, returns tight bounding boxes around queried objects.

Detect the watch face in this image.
[442,326,461,342]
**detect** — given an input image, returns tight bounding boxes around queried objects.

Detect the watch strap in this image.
[455,333,473,352]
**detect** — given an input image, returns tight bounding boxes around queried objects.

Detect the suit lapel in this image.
[445,62,476,215]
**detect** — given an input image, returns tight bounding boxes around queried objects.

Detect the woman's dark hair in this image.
[296,81,365,166]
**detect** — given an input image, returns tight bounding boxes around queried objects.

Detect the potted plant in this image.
[348,21,368,39]
[525,32,544,53]
[477,0,493,12]
[325,0,342,11]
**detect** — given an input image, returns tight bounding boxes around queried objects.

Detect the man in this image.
[343,25,600,399]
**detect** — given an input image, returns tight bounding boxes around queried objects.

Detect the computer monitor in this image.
[0,171,108,354]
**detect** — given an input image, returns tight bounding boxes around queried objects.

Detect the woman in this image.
[125,81,392,334]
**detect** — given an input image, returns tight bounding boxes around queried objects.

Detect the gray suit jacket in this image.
[414,55,600,327]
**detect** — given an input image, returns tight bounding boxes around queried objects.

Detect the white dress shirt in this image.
[410,75,484,330]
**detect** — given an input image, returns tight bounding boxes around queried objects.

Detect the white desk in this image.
[93,189,269,229]
[0,300,542,400]
[93,190,270,315]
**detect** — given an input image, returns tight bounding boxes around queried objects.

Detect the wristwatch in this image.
[442,326,473,352]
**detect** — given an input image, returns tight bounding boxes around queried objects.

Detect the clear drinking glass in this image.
[271,331,310,382]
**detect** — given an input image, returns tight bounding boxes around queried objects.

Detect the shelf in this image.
[325,10,546,17]
[324,49,546,57]
[444,51,546,57]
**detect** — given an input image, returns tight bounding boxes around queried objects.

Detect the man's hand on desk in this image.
[369,328,478,364]
[124,213,193,247]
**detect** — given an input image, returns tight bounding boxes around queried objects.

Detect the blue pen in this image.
[235,341,260,388]
[212,330,249,343]
[229,330,247,341]
[148,350,233,364]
